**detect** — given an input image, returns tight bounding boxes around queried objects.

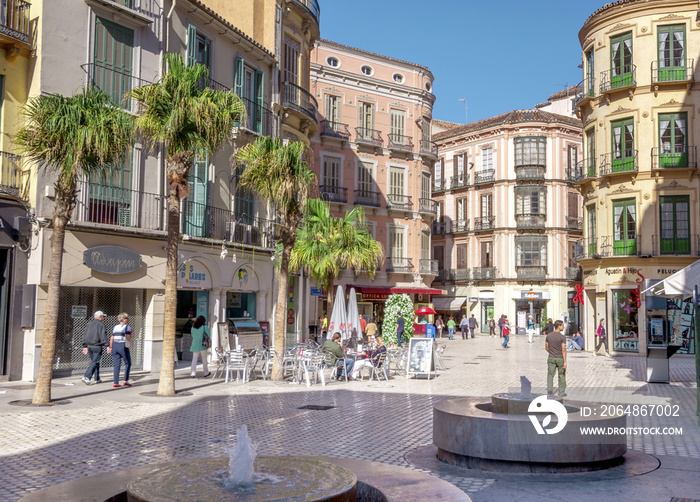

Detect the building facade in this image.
[308,39,441,326]
[575,0,699,355]
[431,102,583,335]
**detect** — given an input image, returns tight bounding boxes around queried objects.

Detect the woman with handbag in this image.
[111,313,132,388]
[190,315,212,378]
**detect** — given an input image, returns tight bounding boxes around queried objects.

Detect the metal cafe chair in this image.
[225,350,248,383]
[301,353,326,387]
[322,351,349,383]
[369,352,389,382]
[211,346,228,379]
[434,345,448,371]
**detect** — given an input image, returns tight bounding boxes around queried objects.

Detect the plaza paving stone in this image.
[0,334,698,501]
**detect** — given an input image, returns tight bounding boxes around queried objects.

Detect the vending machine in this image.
[646,312,681,383]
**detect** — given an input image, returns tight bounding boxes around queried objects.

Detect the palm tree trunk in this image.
[32,188,74,404]
[271,227,295,381]
[157,153,192,396]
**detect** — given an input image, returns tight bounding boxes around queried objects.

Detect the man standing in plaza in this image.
[468,314,478,338]
[459,314,469,340]
[396,312,405,347]
[545,320,567,397]
[497,314,505,337]
[81,311,110,385]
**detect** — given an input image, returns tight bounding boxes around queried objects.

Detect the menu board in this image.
[217,322,231,351]
[407,337,434,380]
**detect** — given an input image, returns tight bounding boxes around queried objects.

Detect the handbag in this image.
[202,334,211,349]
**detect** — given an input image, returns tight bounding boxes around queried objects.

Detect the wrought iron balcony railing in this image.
[282,81,318,122]
[289,0,320,26]
[436,269,454,282]
[651,234,698,256]
[420,139,439,159]
[573,158,596,182]
[0,0,30,44]
[651,146,697,169]
[599,151,638,175]
[515,213,546,229]
[0,151,21,198]
[454,219,469,233]
[472,267,496,281]
[387,194,413,211]
[651,59,694,84]
[566,267,582,281]
[566,216,583,231]
[388,133,414,152]
[386,257,413,273]
[473,169,495,184]
[599,234,641,257]
[420,259,438,275]
[450,174,469,189]
[516,266,547,282]
[600,65,637,92]
[515,165,546,180]
[474,216,495,230]
[574,238,598,260]
[105,0,162,21]
[355,127,383,147]
[82,62,153,109]
[320,120,351,140]
[454,268,471,281]
[419,198,438,216]
[574,79,596,106]
[319,184,348,203]
[237,95,274,137]
[354,189,380,208]
[432,220,450,235]
[433,178,447,192]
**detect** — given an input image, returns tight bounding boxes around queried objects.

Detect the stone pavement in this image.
[0,334,698,501]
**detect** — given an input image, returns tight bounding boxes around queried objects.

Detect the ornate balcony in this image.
[355,127,383,148]
[282,81,318,122]
[515,165,545,180]
[182,203,278,249]
[599,235,641,257]
[388,133,414,153]
[419,198,438,216]
[354,189,380,208]
[515,213,546,230]
[516,266,547,282]
[600,65,637,93]
[82,62,153,110]
[574,238,598,260]
[420,139,438,160]
[473,169,495,184]
[237,95,274,137]
[566,216,583,232]
[386,257,413,273]
[387,194,412,211]
[599,152,638,176]
[320,120,350,141]
[454,219,469,233]
[651,59,694,84]
[433,178,447,192]
[450,174,469,189]
[573,158,596,182]
[0,0,30,45]
[436,269,454,282]
[319,184,347,203]
[566,267,582,281]
[574,79,596,107]
[651,146,697,170]
[454,268,471,281]
[0,151,21,198]
[420,259,438,275]
[651,234,698,256]
[474,216,495,231]
[289,0,320,28]
[472,267,496,281]
[432,220,450,235]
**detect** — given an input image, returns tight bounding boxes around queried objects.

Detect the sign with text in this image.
[83,246,142,275]
[178,262,211,289]
[407,337,435,380]
[361,292,390,301]
[71,305,88,319]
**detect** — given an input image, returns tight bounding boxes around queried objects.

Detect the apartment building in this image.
[20,0,287,381]
[431,94,583,335]
[574,0,699,355]
[309,39,441,324]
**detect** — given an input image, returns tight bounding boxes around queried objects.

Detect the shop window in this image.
[612,289,639,352]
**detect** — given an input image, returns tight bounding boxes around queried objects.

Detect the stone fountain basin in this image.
[434,396,627,471]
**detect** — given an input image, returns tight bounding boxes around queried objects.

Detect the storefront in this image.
[512,290,550,335]
[479,291,494,334]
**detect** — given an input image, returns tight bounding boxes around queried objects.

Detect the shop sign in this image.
[83,246,142,275]
[237,268,249,287]
[178,262,211,288]
[605,267,645,283]
[468,297,479,303]
[71,305,88,319]
[522,291,543,300]
[310,287,324,297]
[361,292,390,301]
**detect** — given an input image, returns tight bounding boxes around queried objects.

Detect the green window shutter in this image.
[658,112,688,167]
[612,198,636,256]
[93,17,133,107]
[234,57,244,97]
[184,153,209,237]
[660,196,690,254]
[611,118,634,172]
[186,24,197,67]
[254,70,264,135]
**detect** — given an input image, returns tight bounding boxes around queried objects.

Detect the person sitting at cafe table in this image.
[349,335,387,381]
[322,332,354,378]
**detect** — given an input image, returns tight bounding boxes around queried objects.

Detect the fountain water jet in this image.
[224,424,258,488]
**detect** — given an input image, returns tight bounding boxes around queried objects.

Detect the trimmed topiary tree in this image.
[382,294,415,346]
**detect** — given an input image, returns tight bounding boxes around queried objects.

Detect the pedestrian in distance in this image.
[501,317,510,348]
[446,316,456,340]
[365,318,378,344]
[460,314,469,340]
[111,313,132,388]
[190,315,211,378]
[527,314,536,343]
[594,318,611,357]
[542,318,554,337]
[81,311,110,385]
[489,316,496,337]
[435,315,444,338]
[497,314,505,338]
[468,314,478,338]
[396,312,405,347]
[545,320,567,397]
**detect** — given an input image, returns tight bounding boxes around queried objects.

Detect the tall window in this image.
[514,137,546,167]
[516,236,547,267]
[234,58,265,134]
[421,232,430,261]
[587,205,597,256]
[390,109,405,144]
[358,102,374,136]
[613,198,637,255]
[567,145,578,172]
[658,25,686,81]
[659,112,688,167]
[94,18,133,107]
[234,166,255,225]
[283,36,299,84]
[389,227,404,258]
[322,156,341,188]
[611,118,635,172]
[481,147,493,170]
[585,128,596,176]
[585,48,595,97]
[660,196,690,254]
[456,154,464,178]
[610,32,633,88]
[480,241,492,268]
[434,245,444,271]
[324,94,340,125]
[515,186,546,215]
[435,158,442,182]
[184,154,209,237]
[389,167,405,197]
[567,193,579,219]
[457,244,468,269]
[481,193,492,218]
[187,25,210,68]
[421,174,431,201]
[357,161,374,194]
[456,198,467,223]
[89,150,133,226]
[422,117,431,144]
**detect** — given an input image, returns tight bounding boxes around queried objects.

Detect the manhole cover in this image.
[298,405,336,411]
[9,399,72,407]
[139,391,194,397]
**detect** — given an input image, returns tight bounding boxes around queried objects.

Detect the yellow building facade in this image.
[575,0,699,356]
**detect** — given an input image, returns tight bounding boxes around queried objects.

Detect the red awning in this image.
[352,286,445,295]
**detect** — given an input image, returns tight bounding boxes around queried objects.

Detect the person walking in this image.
[501,317,510,348]
[446,316,456,340]
[81,311,110,385]
[542,318,554,337]
[459,314,469,340]
[594,318,611,357]
[435,315,444,339]
[110,313,132,388]
[545,320,567,397]
[396,312,405,347]
[468,314,478,338]
[527,315,536,343]
[190,315,211,378]
[365,318,378,343]
[488,317,496,337]
[497,314,505,338]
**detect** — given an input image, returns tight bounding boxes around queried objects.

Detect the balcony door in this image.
[358,102,373,138]
[610,32,633,88]
[93,18,133,107]
[611,118,634,172]
[658,25,686,81]
[613,198,636,256]
[389,227,404,262]
[659,112,687,167]
[184,154,209,237]
[88,151,132,226]
[660,196,690,254]
[389,166,405,205]
[390,109,405,145]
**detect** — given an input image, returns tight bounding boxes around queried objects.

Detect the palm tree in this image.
[15,88,135,404]
[235,137,315,380]
[130,53,246,395]
[290,199,384,313]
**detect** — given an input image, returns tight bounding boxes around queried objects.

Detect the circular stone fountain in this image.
[127,456,357,502]
[433,393,627,472]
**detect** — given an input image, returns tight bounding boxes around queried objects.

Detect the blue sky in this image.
[320,0,608,124]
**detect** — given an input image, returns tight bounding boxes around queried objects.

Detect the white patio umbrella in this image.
[642,259,700,298]
[346,287,362,341]
[328,285,347,340]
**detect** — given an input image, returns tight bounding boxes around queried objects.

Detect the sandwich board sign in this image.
[407,337,434,380]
